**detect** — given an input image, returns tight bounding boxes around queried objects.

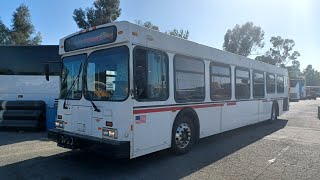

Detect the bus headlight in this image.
[102,128,118,139]
[55,120,64,129]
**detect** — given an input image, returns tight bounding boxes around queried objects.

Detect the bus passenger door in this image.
[132,47,171,157]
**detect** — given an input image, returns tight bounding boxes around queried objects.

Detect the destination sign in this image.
[64,26,117,52]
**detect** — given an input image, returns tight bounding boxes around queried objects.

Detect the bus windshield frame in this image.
[60,54,87,100]
[83,45,129,102]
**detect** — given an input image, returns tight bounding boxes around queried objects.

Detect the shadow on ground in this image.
[0,119,288,180]
[0,128,47,146]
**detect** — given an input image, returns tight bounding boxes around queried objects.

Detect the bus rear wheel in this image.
[270,104,278,122]
[171,115,195,155]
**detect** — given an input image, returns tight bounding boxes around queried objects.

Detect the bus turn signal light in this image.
[57,115,62,119]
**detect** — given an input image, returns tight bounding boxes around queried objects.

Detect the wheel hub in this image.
[175,123,191,148]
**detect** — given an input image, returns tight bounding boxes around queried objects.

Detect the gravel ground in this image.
[0,99,320,180]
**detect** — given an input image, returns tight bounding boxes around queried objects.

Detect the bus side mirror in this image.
[45,64,50,81]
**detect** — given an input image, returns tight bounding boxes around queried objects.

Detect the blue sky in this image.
[0,0,319,70]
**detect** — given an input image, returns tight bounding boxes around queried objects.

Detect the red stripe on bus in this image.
[133,103,224,114]
[227,102,236,106]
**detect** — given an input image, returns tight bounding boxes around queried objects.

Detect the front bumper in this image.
[48,129,130,158]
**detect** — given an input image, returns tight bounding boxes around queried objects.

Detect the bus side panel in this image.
[221,101,259,132]
[197,106,222,138]
[259,100,272,122]
[133,111,173,158]
[0,76,60,107]
[278,99,284,116]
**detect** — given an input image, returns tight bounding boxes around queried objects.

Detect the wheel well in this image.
[174,107,200,141]
[273,101,279,116]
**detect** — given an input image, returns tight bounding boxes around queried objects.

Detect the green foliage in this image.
[73,0,121,30]
[255,36,301,79]
[165,29,189,40]
[223,22,265,57]
[256,36,300,66]
[303,65,320,86]
[10,4,42,45]
[287,61,302,79]
[135,20,189,39]
[135,20,160,31]
[0,18,11,45]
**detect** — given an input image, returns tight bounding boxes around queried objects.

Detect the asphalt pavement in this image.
[1,99,320,180]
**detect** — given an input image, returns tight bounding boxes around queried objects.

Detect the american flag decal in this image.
[135,115,146,124]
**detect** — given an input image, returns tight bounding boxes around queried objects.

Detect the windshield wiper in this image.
[63,63,83,109]
[90,100,101,112]
[62,62,101,112]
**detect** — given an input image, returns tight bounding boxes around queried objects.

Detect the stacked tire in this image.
[0,101,46,131]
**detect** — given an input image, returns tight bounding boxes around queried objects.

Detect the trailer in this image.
[290,79,306,101]
[0,45,61,130]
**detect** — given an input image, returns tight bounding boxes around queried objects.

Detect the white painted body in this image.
[290,79,305,101]
[57,21,289,159]
[0,75,59,108]
[0,45,61,108]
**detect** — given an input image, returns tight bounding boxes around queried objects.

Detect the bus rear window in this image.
[64,26,117,52]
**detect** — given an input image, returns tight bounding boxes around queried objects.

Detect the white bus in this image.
[289,79,306,101]
[0,45,61,129]
[48,21,289,158]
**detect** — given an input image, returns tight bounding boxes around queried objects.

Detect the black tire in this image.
[269,104,278,122]
[171,115,195,155]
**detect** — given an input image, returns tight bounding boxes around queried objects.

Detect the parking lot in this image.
[1,100,320,180]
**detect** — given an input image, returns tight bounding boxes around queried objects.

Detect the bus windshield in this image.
[60,54,86,99]
[84,46,129,101]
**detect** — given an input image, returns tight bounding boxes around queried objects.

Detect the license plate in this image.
[77,123,86,132]
[58,135,75,147]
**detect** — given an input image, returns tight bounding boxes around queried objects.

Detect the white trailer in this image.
[290,79,306,101]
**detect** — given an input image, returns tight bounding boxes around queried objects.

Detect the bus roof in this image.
[59,21,288,76]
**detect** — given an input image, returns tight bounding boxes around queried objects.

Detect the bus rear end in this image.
[290,79,300,101]
[48,22,132,158]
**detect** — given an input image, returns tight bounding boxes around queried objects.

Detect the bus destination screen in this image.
[64,26,117,52]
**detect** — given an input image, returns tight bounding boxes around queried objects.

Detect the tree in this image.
[303,65,320,86]
[223,22,265,57]
[73,0,121,30]
[0,18,11,45]
[165,29,189,40]
[135,20,159,31]
[256,36,300,66]
[10,4,42,45]
[287,60,302,79]
[135,20,190,39]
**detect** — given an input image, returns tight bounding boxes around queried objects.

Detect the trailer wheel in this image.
[171,115,195,155]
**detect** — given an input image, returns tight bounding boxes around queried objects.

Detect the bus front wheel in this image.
[171,115,195,155]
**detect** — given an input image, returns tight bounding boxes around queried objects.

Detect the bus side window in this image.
[174,55,205,102]
[253,71,265,98]
[267,73,276,94]
[235,67,250,99]
[210,62,231,101]
[277,75,284,93]
[133,47,169,101]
